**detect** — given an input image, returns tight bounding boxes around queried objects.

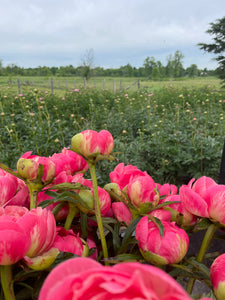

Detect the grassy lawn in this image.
[0,76,222,96]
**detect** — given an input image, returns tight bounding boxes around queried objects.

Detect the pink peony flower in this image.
[158,183,177,199]
[161,194,197,226]
[210,253,225,300]
[204,185,225,225]
[135,216,189,265]
[19,207,59,270]
[0,206,31,265]
[0,170,29,207]
[51,148,88,176]
[52,227,86,257]
[127,174,156,209]
[112,202,132,226]
[8,178,29,207]
[95,187,111,216]
[180,176,225,225]
[86,236,98,260]
[71,173,93,189]
[109,163,148,190]
[21,207,57,258]
[0,170,18,206]
[148,209,172,222]
[39,257,193,299]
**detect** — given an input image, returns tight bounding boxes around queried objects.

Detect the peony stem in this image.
[64,204,78,230]
[88,162,109,264]
[186,223,219,294]
[28,185,38,210]
[0,265,16,300]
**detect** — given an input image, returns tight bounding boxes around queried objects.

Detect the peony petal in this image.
[179,185,209,218]
[206,185,225,225]
[39,258,101,300]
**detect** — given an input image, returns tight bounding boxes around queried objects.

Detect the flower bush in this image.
[0,127,224,299]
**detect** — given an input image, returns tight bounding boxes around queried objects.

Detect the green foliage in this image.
[0,84,224,187]
[199,16,225,84]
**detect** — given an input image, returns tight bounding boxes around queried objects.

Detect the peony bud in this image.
[17,152,56,185]
[78,190,95,214]
[98,130,114,155]
[71,130,114,160]
[127,175,156,210]
[17,158,39,180]
[135,216,189,265]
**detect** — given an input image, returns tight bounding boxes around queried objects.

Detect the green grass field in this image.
[0,76,222,96]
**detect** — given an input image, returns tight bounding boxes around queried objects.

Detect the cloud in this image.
[0,0,224,68]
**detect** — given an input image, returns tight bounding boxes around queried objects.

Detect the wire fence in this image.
[8,77,141,94]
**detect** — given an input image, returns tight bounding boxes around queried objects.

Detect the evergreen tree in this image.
[198,17,225,84]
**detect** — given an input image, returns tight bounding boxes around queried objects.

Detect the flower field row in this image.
[0,82,225,298]
[0,84,224,186]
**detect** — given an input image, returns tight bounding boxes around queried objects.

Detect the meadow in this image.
[0,76,224,186]
[0,75,222,94]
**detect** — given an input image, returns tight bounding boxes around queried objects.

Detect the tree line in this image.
[0,49,217,79]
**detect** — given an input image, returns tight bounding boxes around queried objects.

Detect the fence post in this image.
[103,78,105,90]
[113,79,116,94]
[84,77,86,89]
[17,78,21,94]
[51,78,54,94]
[137,78,140,90]
[120,79,122,91]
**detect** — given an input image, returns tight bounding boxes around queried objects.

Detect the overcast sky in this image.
[0,0,225,70]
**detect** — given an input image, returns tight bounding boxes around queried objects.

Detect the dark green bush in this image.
[0,85,224,186]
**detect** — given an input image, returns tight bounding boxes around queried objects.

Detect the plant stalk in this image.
[88,162,109,264]
[186,223,219,294]
[64,204,78,230]
[28,185,39,210]
[0,265,16,300]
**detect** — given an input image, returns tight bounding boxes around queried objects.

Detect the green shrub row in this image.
[0,85,224,186]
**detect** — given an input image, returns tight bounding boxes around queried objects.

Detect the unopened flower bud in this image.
[17,158,39,180]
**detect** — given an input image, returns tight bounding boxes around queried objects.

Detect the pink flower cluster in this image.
[109,163,190,265]
[0,145,99,268]
[1,129,224,299]
[0,206,57,267]
[0,130,115,272]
